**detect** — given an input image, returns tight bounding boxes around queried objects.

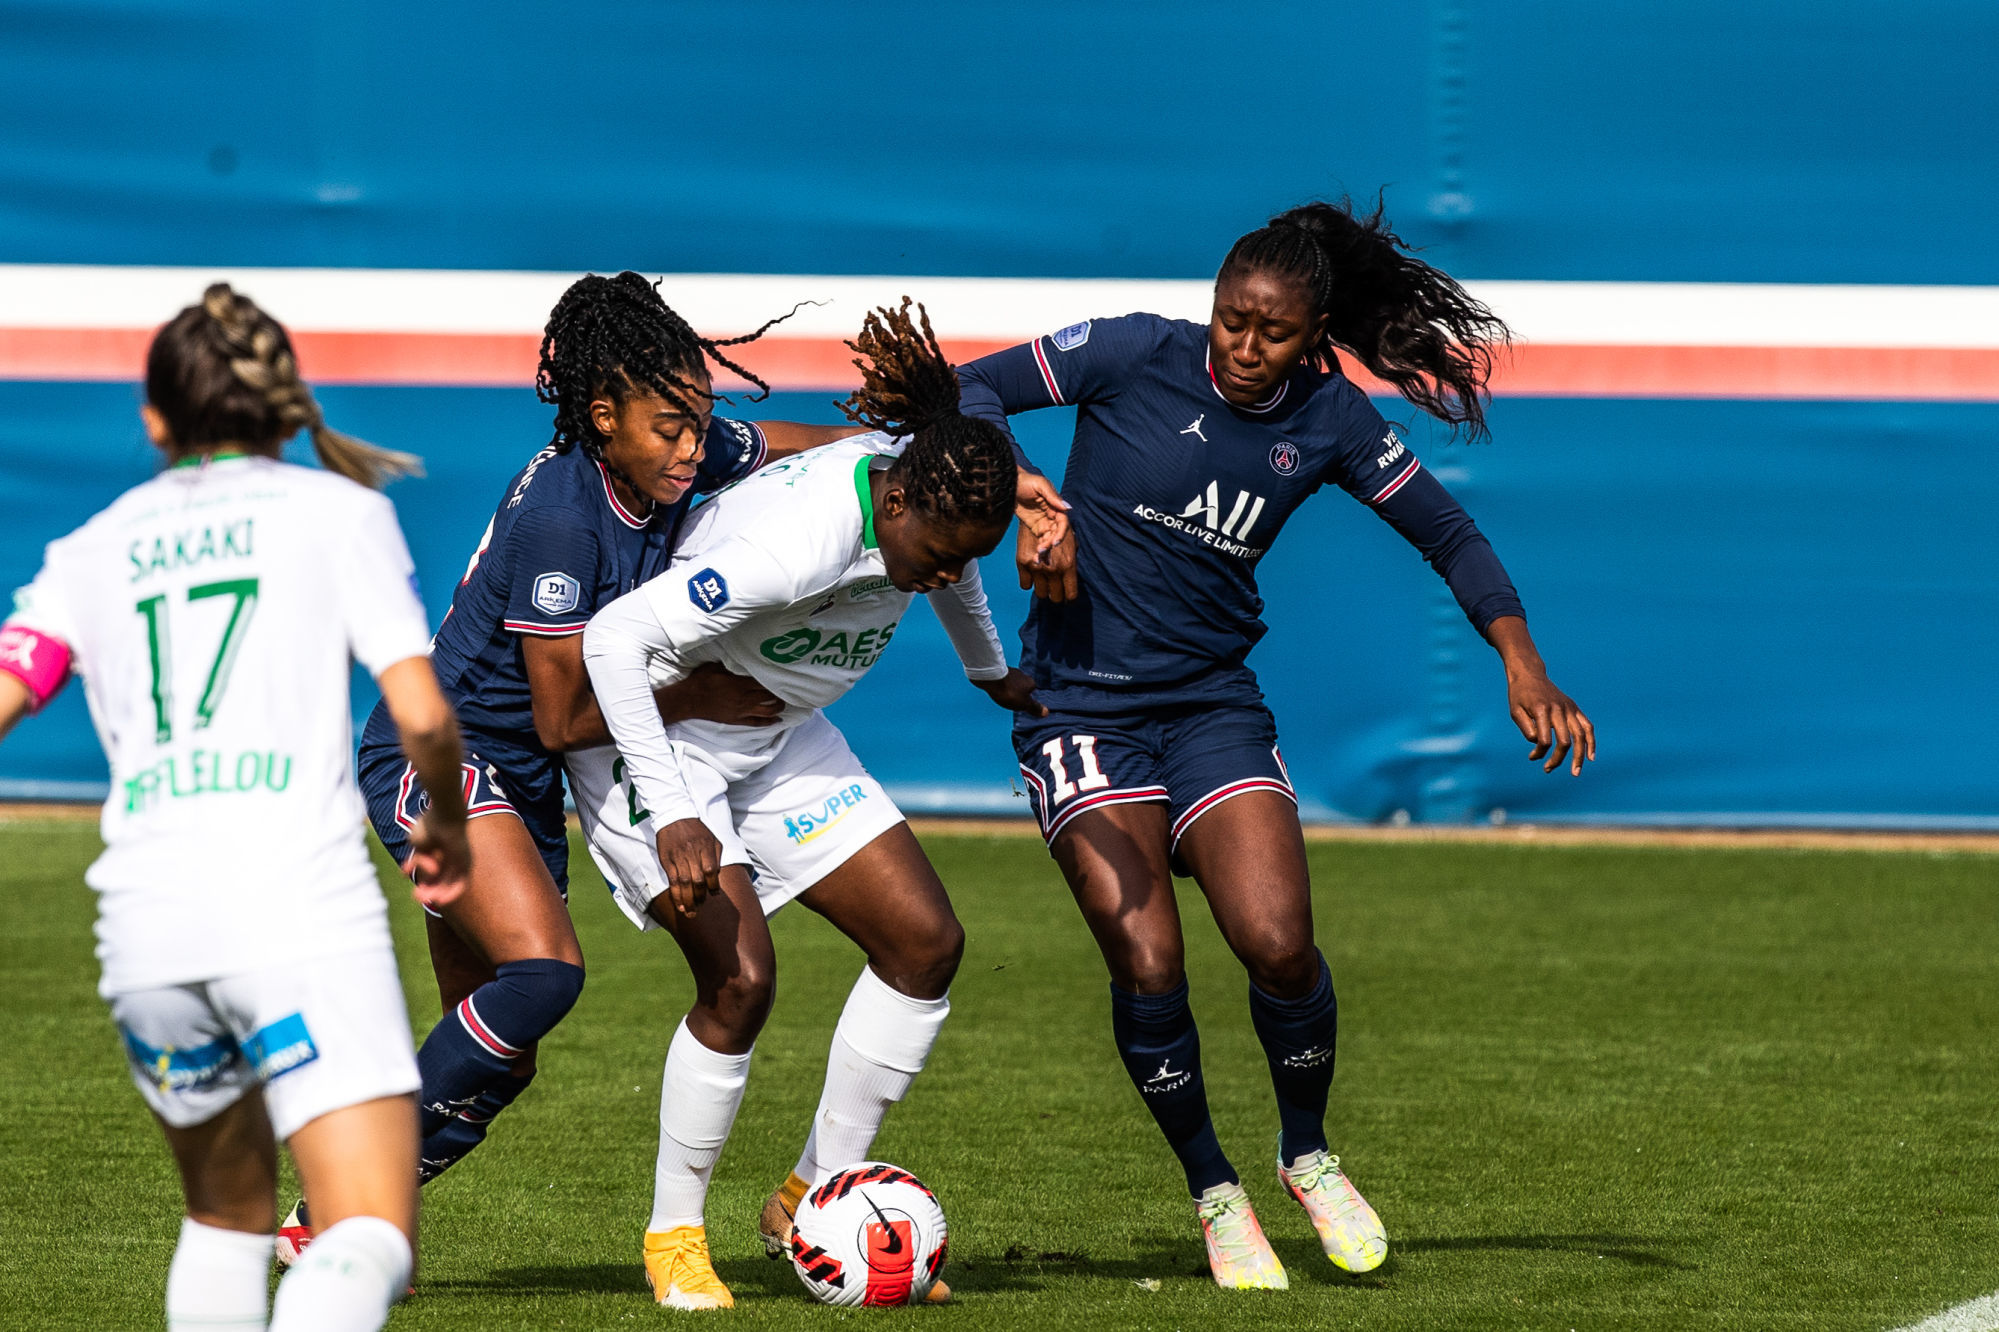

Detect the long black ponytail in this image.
[1220,198,1509,439]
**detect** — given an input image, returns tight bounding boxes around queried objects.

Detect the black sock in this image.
[1248,951,1337,1165]
[1109,981,1237,1196]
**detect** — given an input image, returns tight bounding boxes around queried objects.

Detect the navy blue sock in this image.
[1109,981,1237,1196]
[416,958,584,1138]
[1247,952,1338,1165]
[419,1070,536,1183]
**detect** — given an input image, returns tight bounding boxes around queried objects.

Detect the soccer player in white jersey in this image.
[0,285,472,1332]
[579,302,1040,1310]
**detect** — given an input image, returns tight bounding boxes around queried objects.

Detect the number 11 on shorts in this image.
[1041,735,1110,804]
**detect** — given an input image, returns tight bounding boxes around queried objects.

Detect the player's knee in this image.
[1113,941,1186,995]
[487,956,587,1048]
[1241,936,1318,997]
[705,961,776,1040]
[880,914,963,999]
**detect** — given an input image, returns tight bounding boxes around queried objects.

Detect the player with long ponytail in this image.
[957,198,1595,1290]
[0,284,471,1331]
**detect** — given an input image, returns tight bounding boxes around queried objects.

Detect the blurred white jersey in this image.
[5,454,434,996]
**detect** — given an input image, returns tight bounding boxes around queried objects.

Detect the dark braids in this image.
[1220,197,1511,440]
[839,298,1016,528]
[535,270,792,459]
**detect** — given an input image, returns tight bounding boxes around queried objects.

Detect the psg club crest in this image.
[1269,441,1300,476]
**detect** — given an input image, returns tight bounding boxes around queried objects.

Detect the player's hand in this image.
[1015,471,1079,603]
[656,663,785,728]
[1508,672,1596,776]
[1016,522,1079,603]
[1015,469,1071,556]
[655,818,723,918]
[975,667,1047,717]
[407,812,472,910]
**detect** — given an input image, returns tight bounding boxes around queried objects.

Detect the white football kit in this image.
[5,454,433,1137]
[577,433,1007,924]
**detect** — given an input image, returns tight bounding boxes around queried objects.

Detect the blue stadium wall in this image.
[1,1,1994,826]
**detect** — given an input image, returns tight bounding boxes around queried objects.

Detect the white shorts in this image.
[108,948,420,1142]
[569,710,905,931]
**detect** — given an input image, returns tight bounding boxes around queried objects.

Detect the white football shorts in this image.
[570,710,905,931]
[109,947,419,1142]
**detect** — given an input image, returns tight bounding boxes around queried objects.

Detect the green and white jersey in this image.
[5,454,434,995]
[583,433,1007,828]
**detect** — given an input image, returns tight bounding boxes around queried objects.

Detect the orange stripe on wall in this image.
[4,328,1998,401]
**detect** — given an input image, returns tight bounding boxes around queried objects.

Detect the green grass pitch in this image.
[2,819,1996,1330]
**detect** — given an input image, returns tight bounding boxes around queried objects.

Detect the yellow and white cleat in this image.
[760,1172,953,1303]
[644,1225,734,1310]
[1278,1148,1388,1273]
[1195,1181,1288,1290]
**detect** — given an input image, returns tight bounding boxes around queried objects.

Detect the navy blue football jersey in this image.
[359,416,768,753]
[957,313,1522,711]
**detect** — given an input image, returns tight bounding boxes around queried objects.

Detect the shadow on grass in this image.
[1399,1233,1694,1271]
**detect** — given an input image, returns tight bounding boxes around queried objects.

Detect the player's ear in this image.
[588,396,620,440]
[878,485,910,523]
[139,404,173,451]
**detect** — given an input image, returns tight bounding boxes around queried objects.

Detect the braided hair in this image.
[1219,198,1510,440]
[535,271,788,460]
[145,284,419,488]
[839,299,1016,529]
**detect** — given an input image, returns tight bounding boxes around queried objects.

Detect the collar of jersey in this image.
[852,455,879,550]
[168,448,252,471]
[1204,350,1289,414]
[594,458,651,529]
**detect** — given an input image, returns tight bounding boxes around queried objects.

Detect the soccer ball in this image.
[789,1162,948,1307]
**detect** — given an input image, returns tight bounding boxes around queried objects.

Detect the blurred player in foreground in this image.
[0,285,470,1331]
[958,200,1596,1289]
[580,301,1041,1310]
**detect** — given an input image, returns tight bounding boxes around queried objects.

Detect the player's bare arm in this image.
[1485,614,1596,776]
[0,669,32,742]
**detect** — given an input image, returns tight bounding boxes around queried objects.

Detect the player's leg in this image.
[245,946,424,1329]
[771,824,961,1216]
[157,1096,281,1331]
[112,982,278,1330]
[268,1097,420,1332]
[641,863,774,1310]
[413,813,582,1172]
[357,746,583,1191]
[411,908,539,1184]
[1167,708,1385,1274]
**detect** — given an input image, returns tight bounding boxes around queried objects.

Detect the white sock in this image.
[166,1217,273,1332]
[648,1019,754,1231]
[266,1215,411,1332]
[791,966,950,1185]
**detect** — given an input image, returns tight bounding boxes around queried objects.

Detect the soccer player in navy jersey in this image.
[956,200,1595,1290]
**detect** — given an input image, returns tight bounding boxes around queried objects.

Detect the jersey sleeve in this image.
[956,313,1172,467]
[693,416,769,494]
[1,556,81,706]
[336,493,437,677]
[5,557,80,647]
[582,537,808,827]
[500,502,602,638]
[1320,401,1526,634]
[925,559,1008,681]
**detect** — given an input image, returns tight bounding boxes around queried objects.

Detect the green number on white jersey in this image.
[133,577,261,742]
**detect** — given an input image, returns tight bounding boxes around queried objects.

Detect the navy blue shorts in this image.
[356,733,571,898]
[1012,701,1296,853]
